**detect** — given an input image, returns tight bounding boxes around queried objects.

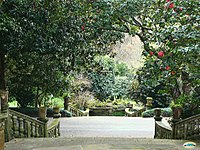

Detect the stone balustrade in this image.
[155,121,172,139]
[7,109,46,139]
[5,109,60,141]
[173,114,200,139]
[68,105,89,117]
[154,108,200,140]
[47,118,60,138]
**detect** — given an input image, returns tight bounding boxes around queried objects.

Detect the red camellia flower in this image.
[171,71,175,75]
[158,51,164,57]
[166,66,170,70]
[179,7,183,11]
[149,51,154,56]
[169,3,174,9]
[166,0,170,2]
[81,26,85,31]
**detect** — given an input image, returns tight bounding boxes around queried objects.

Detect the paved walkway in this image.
[60,117,155,138]
[5,137,200,150]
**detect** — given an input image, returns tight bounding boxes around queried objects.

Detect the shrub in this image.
[10,107,72,117]
[142,108,172,118]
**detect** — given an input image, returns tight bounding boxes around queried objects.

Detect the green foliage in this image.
[132,0,200,109]
[112,111,125,116]
[142,108,172,118]
[10,107,39,117]
[88,56,133,101]
[1,0,199,113]
[1,0,124,107]
[10,107,72,117]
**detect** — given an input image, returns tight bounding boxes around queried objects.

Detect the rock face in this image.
[113,34,144,69]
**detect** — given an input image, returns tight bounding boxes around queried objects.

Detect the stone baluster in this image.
[35,124,39,137]
[58,122,60,136]
[18,118,24,137]
[55,126,58,137]
[30,122,34,137]
[184,123,188,139]
[26,121,31,138]
[12,116,18,137]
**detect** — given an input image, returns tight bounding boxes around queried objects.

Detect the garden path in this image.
[60,116,155,138]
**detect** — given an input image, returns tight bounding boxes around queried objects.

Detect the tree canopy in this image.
[0,0,199,109]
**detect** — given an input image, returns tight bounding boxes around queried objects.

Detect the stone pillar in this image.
[37,107,48,123]
[146,97,153,110]
[0,90,9,149]
[154,108,162,121]
[0,90,8,113]
[0,121,5,150]
[154,108,162,138]
[53,107,61,118]
[64,96,69,110]
[171,106,182,139]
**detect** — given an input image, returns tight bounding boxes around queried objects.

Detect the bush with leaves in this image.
[88,56,133,101]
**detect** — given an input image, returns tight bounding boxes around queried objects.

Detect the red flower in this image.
[81,26,85,31]
[171,71,175,75]
[179,7,183,11]
[166,66,170,70]
[166,0,170,2]
[158,51,164,57]
[149,51,154,56]
[169,3,174,9]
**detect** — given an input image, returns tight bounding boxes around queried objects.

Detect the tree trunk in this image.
[0,51,6,90]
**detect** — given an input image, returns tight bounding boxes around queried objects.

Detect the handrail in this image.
[173,114,200,139]
[47,118,60,138]
[155,121,172,139]
[174,114,200,126]
[9,109,45,126]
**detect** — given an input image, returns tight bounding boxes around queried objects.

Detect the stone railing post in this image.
[4,116,12,142]
[154,108,162,121]
[171,106,182,139]
[154,108,162,138]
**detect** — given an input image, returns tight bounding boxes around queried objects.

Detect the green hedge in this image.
[10,107,72,117]
[142,108,172,118]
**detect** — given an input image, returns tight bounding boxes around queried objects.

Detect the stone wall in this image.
[89,107,125,116]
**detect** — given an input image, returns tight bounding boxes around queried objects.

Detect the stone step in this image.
[5,137,200,150]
